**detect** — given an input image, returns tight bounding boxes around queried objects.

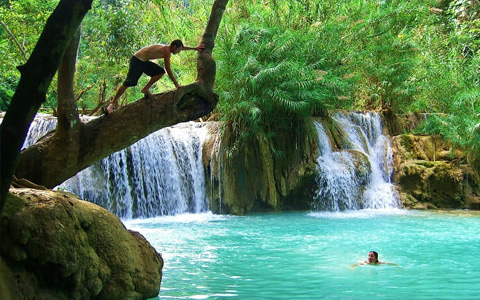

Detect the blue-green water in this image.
[125,209,480,299]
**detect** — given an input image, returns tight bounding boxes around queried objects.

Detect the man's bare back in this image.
[134,44,170,61]
[104,39,204,115]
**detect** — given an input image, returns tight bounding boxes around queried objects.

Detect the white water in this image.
[10,111,399,217]
[58,122,210,219]
[22,114,57,149]
[9,115,211,219]
[313,112,400,211]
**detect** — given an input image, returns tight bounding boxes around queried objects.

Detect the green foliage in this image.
[213,0,479,164]
[76,0,211,109]
[0,0,58,110]
[415,88,480,153]
[215,24,331,149]
[0,0,210,111]
[407,0,480,164]
[1,0,479,166]
[215,1,359,149]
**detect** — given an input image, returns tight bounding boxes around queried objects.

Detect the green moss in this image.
[416,161,437,168]
[0,256,20,300]
[3,193,27,217]
[326,118,353,150]
[400,135,414,155]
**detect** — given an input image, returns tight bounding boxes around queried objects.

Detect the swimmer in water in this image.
[350,251,398,269]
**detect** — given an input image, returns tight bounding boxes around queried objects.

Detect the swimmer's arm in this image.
[380,262,399,267]
[350,262,366,270]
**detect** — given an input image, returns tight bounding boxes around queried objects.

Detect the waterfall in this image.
[208,124,224,214]
[6,110,400,216]
[313,112,400,211]
[58,122,210,219]
[4,113,210,219]
[313,122,361,210]
[22,114,57,149]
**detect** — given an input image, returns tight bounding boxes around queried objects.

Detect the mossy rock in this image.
[0,189,163,300]
[396,161,465,209]
[346,149,371,185]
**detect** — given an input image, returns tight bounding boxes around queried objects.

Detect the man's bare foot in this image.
[105,103,114,114]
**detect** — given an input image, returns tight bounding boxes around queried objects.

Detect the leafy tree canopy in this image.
[1,0,479,164]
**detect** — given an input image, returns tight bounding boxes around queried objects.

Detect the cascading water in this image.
[8,113,211,219]
[7,110,400,217]
[22,114,57,149]
[313,112,400,211]
[58,122,210,219]
[313,122,361,211]
[207,123,224,214]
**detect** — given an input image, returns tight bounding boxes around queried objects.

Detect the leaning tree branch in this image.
[76,83,95,102]
[57,27,82,138]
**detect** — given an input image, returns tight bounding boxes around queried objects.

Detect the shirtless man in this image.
[350,251,398,269]
[104,40,204,114]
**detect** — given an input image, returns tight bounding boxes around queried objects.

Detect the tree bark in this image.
[13,0,229,189]
[57,27,81,138]
[0,0,93,214]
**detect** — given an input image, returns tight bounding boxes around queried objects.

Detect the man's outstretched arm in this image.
[182,43,205,51]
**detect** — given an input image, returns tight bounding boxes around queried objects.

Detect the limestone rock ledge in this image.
[0,189,163,300]
[203,122,318,215]
[391,135,480,209]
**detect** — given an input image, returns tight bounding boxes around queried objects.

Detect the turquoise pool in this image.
[125,210,480,299]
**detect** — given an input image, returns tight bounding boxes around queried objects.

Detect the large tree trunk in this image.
[0,0,93,214]
[57,27,81,138]
[13,0,229,189]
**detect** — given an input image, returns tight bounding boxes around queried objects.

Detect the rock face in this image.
[391,135,480,209]
[203,114,480,213]
[203,122,318,215]
[0,189,163,300]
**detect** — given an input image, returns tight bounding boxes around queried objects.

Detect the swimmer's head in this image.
[368,251,379,264]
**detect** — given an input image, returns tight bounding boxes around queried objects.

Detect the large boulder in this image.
[0,189,163,300]
[391,134,480,209]
[203,122,318,215]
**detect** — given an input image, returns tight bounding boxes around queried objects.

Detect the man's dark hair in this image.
[170,39,184,48]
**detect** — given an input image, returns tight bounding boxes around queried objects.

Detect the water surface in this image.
[125,210,480,299]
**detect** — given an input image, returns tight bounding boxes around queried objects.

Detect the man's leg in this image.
[141,73,164,97]
[105,56,144,114]
[106,85,127,114]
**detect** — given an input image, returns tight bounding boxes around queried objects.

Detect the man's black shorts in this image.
[123,56,165,87]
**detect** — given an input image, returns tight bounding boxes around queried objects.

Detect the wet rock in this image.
[203,122,318,214]
[0,189,163,300]
[391,134,480,209]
